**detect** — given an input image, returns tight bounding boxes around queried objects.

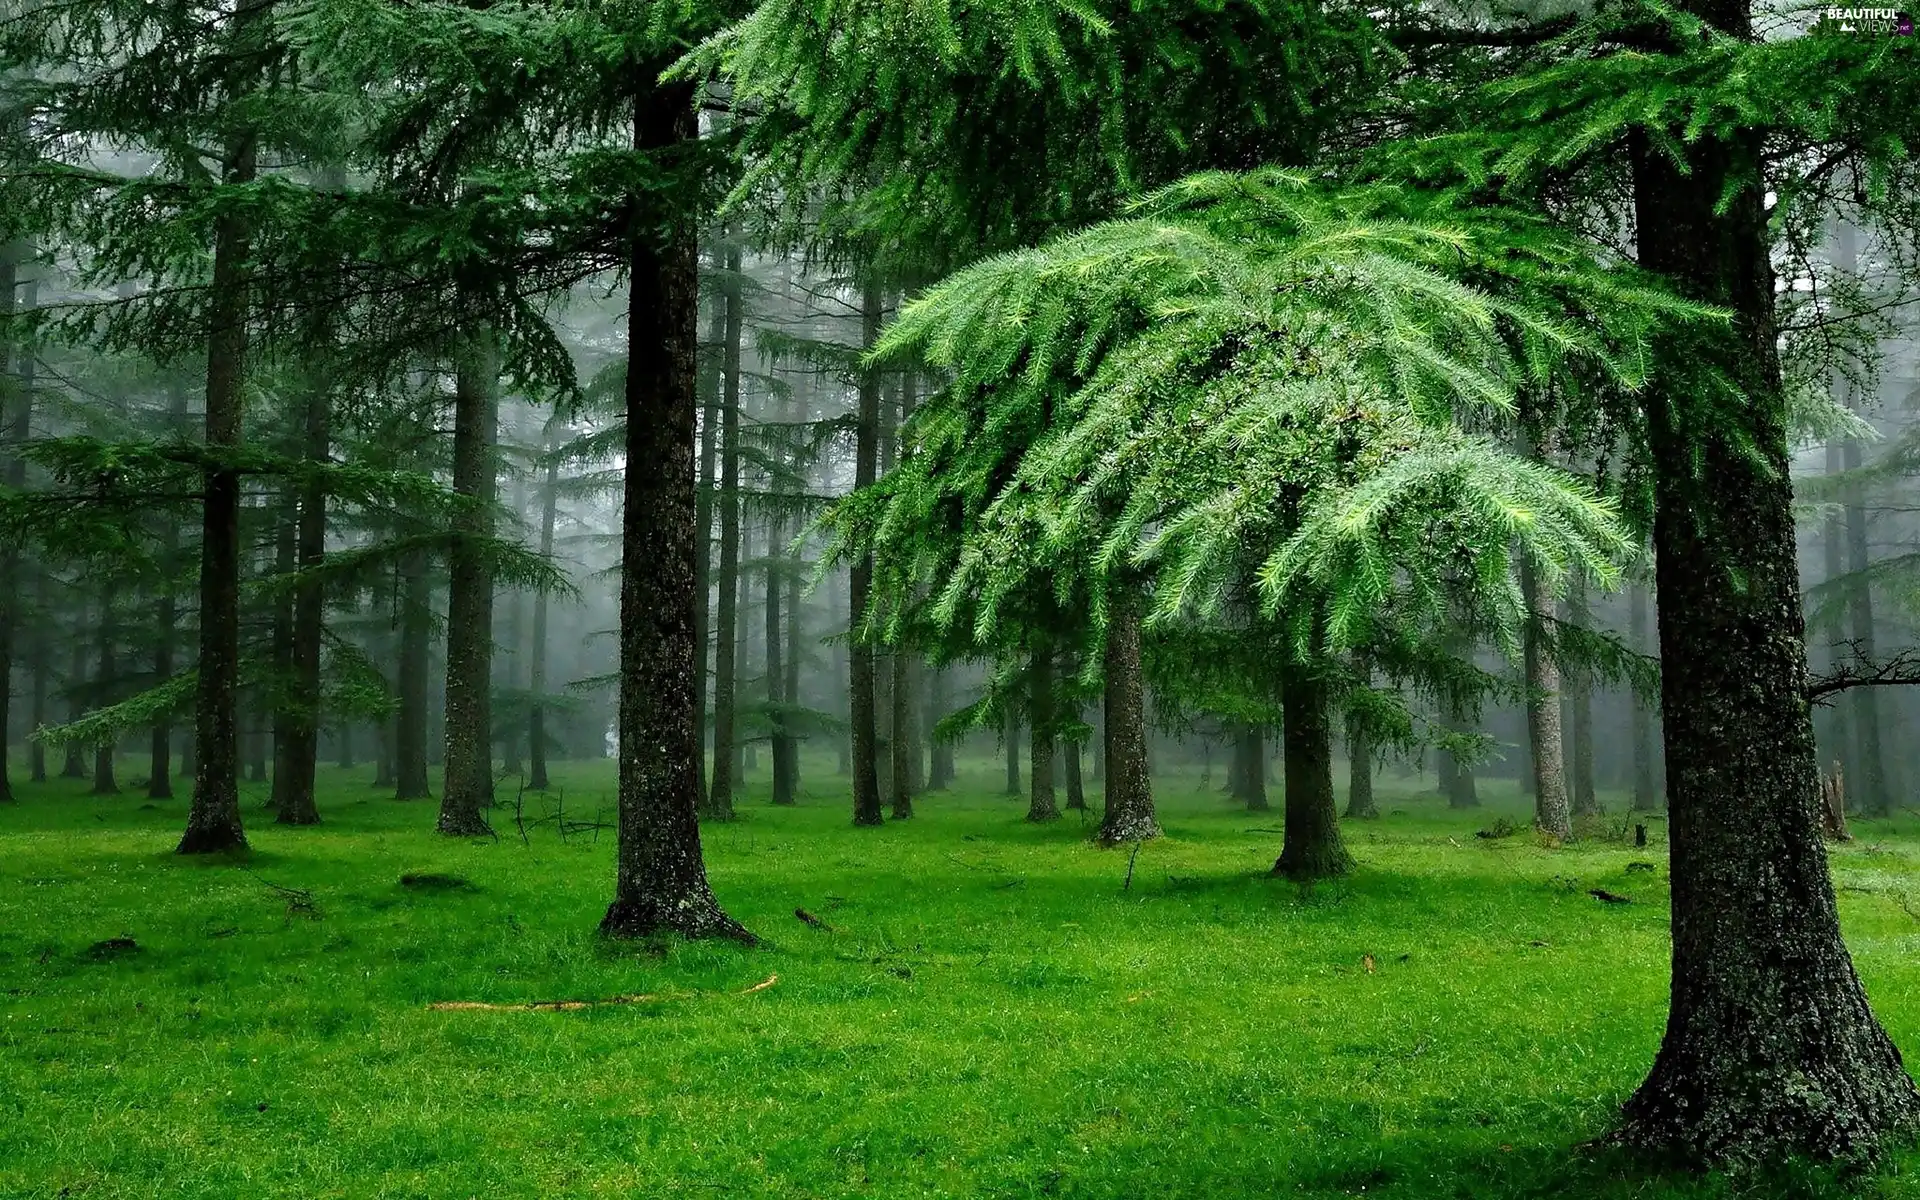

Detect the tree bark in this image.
[1345,660,1378,818]
[529,425,561,791]
[1442,706,1480,809]
[1616,84,1919,1160]
[177,124,256,855]
[1096,588,1159,844]
[848,278,884,827]
[270,502,297,814]
[928,666,954,789]
[1273,660,1351,881]
[0,244,20,802]
[1026,646,1059,821]
[601,83,751,943]
[277,380,326,826]
[1630,581,1660,811]
[394,552,433,799]
[768,503,797,806]
[61,618,87,780]
[1520,552,1571,839]
[705,243,745,821]
[1564,573,1598,817]
[437,340,497,836]
[781,502,803,804]
[692,283,723,804]
[1236,725,1270,811]
[90,599,119,796]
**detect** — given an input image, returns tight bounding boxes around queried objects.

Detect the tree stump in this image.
[1819,762,1850,842]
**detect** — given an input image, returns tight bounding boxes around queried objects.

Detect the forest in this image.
[2,0,1920,1195]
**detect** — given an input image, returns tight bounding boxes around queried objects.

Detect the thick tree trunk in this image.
[437,342,497,836]
[1520,553,1571,839]
[277,384,326,826]
[1617,92,1919,1160]
[177,127,256,855]
[848,279,884,827]
[1097,589,1159,844]
[395,552,433,799]
[1273,660,1351,881]
[1026,647,1059,821]
[1236,725,1270,811]
[601,84,751,943]
[1630,582,1660,811]
[705,245,745,821]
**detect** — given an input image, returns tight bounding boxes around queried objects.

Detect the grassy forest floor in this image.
[5,756,1920,1199]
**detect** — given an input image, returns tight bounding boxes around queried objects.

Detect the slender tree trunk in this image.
[782,514,803,803]
[1096,589,1158,844]
[1026,646,1059,821]
[601,83,750,943]
[1617,92,1919,1159]
[1274,658,1351,881]
[30,570,47,783]
[705,245,745,821]
[1345,658,1378,818]
[1441,704,1480,809]
[529,427,561,791]
[888,643,915,818]
[1064,723,1086,812]
[270,502,297,814]
[692,287,723,804]
[1236,725,1269,810]
[437,341,497,836]
[1565,574,1598,816]
[90,599,119,795]
[394,553,433,800]
[0,244,20,802]
[61,618,87,780]
[177,124,256,855]
[277,382,326,826]
[1520,552,1571,839]
[832,566,850,776]
[927,667,954,789]
[1629,582,1660,811]
[768,504,797,806]
[1842,439,1890,816]
[1004,709,1021,796]
[849,279,884,827]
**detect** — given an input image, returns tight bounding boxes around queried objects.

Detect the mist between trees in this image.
[3,0,1920,1184]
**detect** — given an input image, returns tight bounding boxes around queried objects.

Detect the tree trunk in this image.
[1520,552,1571,839]
[1004,708,1021,796]
[928,666,954,789]
[0,244,20,802]
[705,244,745,821]
[90,599,119,796]
[1026,647,1059,821]
[692,285,723,804]
[1565,574,1598,816]
[781,509,803,803]
[768,504,797,806]
[270,503,297,816]
[61,619,87,780]
[437,340,497,836]
[277,381,327,826]
[1064,729,1086,811]
[529,427,561,791]
[30,569,47,783]
[1442,706,1480,809]
[1273,659,1351,881]
[395,552,433,799]
[1616,89,1919,1160]
[1096,589,1159,844]
[1345,660,1378,818]
[1236,724,1269,810]
[1630,581,1660,811]
[848,278,884,827]
[600,83,751,943]
[1842,438,1890,816]
[888,644,916,819]
[177,124,255,855]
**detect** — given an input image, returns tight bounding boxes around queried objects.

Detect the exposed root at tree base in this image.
[599,898,758,946]
[176,826,248,856]
[429,973,779,1012]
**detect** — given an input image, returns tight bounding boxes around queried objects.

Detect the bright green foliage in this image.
[836,170,1706,667]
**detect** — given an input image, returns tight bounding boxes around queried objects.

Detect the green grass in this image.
[5,755,1920,1198]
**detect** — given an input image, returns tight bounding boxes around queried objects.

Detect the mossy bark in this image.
[1617,54,1919,1160]
[600,83,751,945]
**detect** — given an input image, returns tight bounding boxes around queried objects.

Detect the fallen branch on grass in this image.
[428,973,780,1012]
